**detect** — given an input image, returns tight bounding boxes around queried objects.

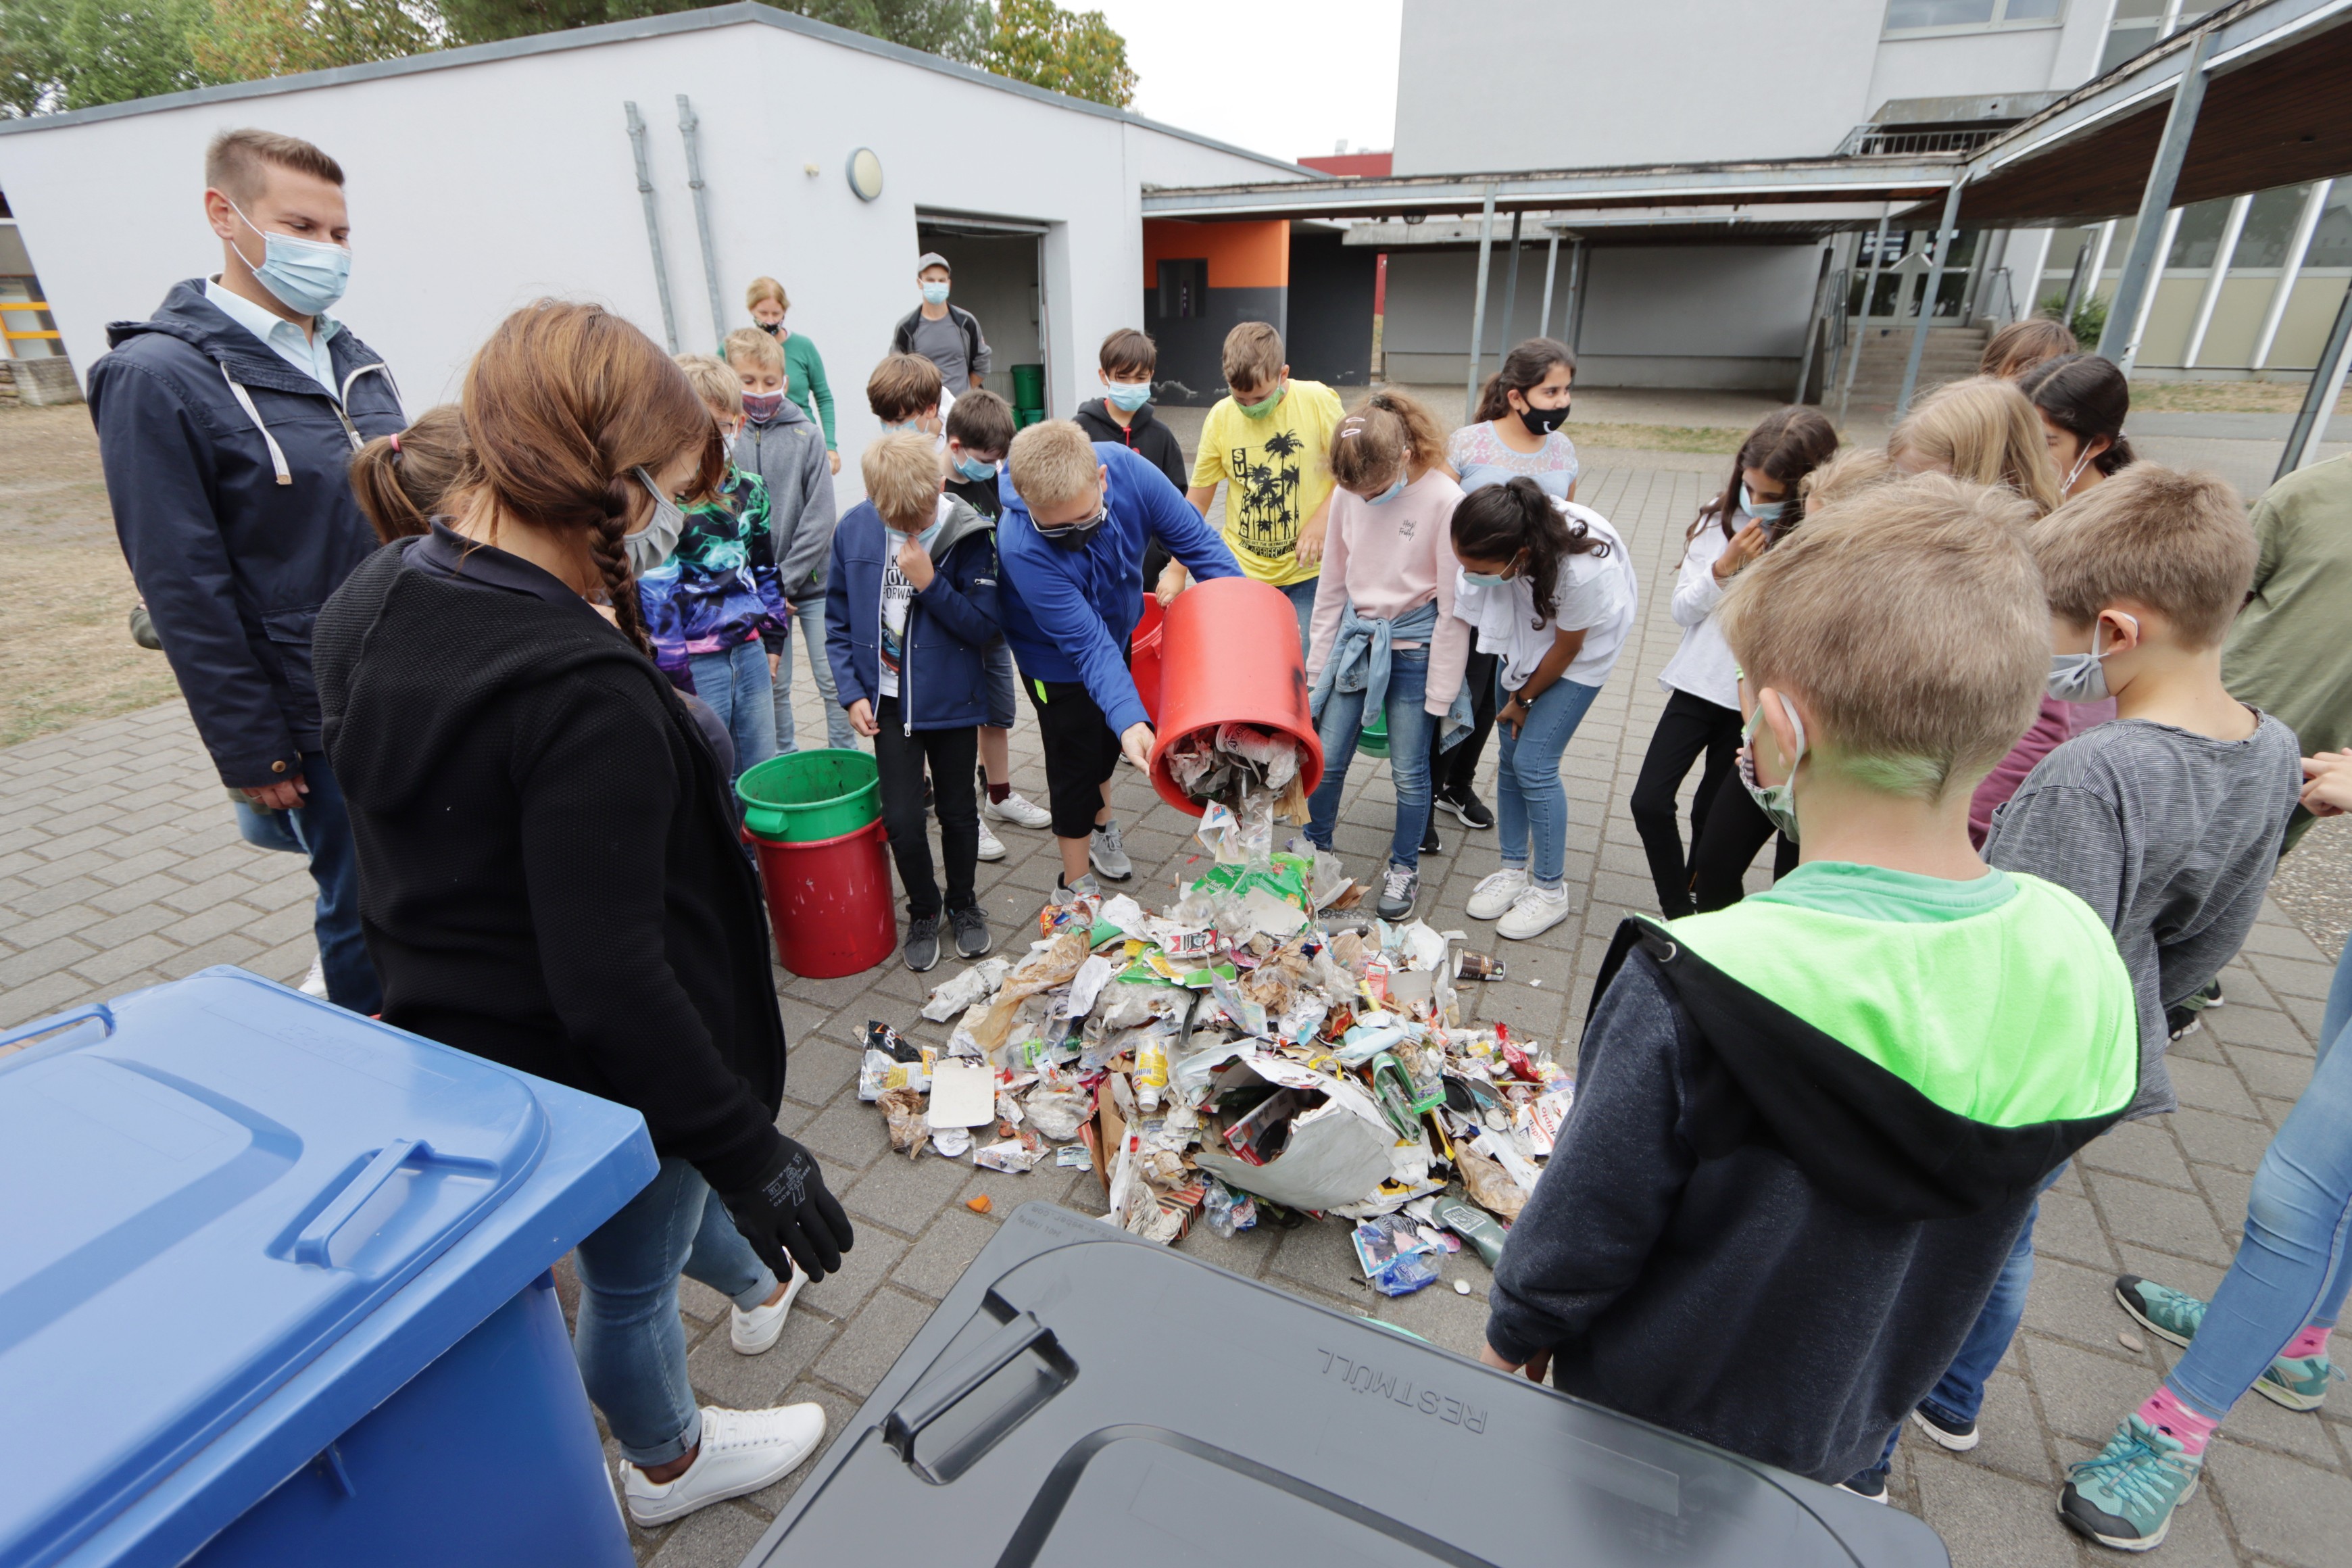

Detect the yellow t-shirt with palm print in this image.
[1191,378,1344,589]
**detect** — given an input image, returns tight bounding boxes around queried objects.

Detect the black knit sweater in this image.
[314,541,789,1191]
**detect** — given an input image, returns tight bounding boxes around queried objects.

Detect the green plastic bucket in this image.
[1009,363,1046,410]
[736,749,881,843]
[1357,711,1390,758]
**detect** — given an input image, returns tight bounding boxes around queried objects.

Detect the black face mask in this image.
[1517,401,1571,437]
[758,321,783,337]
[1038,503,1107,551]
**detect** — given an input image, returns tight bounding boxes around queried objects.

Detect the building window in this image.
[2098,1,2224,74]
[1882,0,2063,37]
[1156,259,1207,320]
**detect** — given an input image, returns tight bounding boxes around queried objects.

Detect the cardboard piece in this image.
[927,1059,998,1129]
[1190,1054,1398,1211]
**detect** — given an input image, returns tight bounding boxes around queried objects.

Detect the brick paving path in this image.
[3,448,2345,1567]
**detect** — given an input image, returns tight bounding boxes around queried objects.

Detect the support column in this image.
[2097,27,2213,364]
[1465,187,1496,426]
[2251,179,2332,372]
[2182,193,2251,368]
[2120,207,2182,372]
[1538,234,1561,339]
[1838,205,1892,427]
[1567,239,1590,353]
[1497,210,1525,361]
[2276,276,2352,479]
[1897,183,1965,420]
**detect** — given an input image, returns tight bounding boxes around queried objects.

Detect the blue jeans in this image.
[773,599,856,753]
[283,750,380,1014]
[688,639,778,783]
[1304,647,1434,873]
[2167,937,2352,1419]
[572,1158,779,1466]
[1278,577,1319,658]
[1494,675,1602,887]
[234,799,303,854]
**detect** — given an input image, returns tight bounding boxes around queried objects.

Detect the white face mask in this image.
[2061,442,2099,492]
[2046,613,2136,704]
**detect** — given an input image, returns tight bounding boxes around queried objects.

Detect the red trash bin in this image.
[748,817,896,977]
[1146,576,1324,816]
[1129,592,1166,727]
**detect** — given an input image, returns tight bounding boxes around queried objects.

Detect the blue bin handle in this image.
[293,1139,436,1267]
[0,1002,116,1055]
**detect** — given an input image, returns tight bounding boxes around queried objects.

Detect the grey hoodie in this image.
[733,397,835,610]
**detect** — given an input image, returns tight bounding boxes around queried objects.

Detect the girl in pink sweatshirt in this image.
[1302,391,1471,921]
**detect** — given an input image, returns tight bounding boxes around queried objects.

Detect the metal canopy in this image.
[1953,0,2352,225]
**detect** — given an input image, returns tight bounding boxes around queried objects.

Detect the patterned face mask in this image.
[1736,691,1806,841]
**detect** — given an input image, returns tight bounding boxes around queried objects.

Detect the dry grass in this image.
[1568,421,1747,456]
[2128,379,2352,415]
[0,405,181,748]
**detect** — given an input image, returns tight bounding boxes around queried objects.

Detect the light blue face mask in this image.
[1740,482,1786,525]
[891,516,948,555]
[953,454,997,483]
[1104,379,1152,412]
[2047,612,2135,704]
[1365,474,1406,506]
[921,282,951,305]
[1461,568,1513,588]
[1737,691,1805,841]
[225,197,350,317]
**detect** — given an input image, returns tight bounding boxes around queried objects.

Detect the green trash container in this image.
[1009,363,1046,413]
[736,749,881,843]
[1357,710,1390,758]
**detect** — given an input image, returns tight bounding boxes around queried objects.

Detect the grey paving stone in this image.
[643,1498,770,1568]
[2023,1339,2161,1446]
[793,1229,906,1321]
[2024,1256,2145,1354]
[2208,1004,2318,1055]
[736,1379,862,1519]
[780,1039,858,1109]
[2172,1107,2280,1173]
[2211,1446,2352,1568]
[2078,1120,2195,1192]
[838,1151,970,1237]
[891,1209,999,1301]
[2245,952,2338,1003]
[0,933,97,989]
[683,1307,835,1413]
[808,1285,931,1399]
[791,1098,891,1173]
[2035,1190,2119,1272]
[2083,1171,2233,1268]
[2225,1044,2314,1102]
[1911,1448,2088,1568]
[2168,1056,2263,1120]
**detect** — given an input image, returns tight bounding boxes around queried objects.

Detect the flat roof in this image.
[0,1,1315,180]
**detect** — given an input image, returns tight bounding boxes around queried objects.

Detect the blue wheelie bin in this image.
[0,966,658,1568]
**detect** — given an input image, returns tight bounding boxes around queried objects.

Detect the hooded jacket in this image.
[731,396,835,608]
[87,280,405,787]
[312,539,790,1192]
[996,442,1240,735]
[1486,867,2137,1485]
[1073,397,1187,495]
[826,496,1000,731]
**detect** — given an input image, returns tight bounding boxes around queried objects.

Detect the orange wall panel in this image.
[1142,219,1289,290]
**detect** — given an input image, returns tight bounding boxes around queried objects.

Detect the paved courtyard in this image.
[3,447,2346,1568]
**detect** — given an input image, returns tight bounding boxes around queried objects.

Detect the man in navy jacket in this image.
[86,129,403,1012]
[996,422,1239,891]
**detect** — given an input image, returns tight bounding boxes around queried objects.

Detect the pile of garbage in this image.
[857,821,1573,1296]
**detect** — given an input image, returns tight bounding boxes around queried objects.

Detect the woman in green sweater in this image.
[745,277,838,474]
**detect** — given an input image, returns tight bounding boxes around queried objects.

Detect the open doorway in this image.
[914,214,1046,413]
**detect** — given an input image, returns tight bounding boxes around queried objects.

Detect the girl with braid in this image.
[313,300,854,1527]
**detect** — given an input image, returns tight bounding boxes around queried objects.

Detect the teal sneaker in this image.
[2059,1413,2203,1552]
[2117,1276,2338,1412]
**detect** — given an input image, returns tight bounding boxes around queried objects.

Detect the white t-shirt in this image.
[877,497,954,699]
[1450,501,1637,690]
[1655,506,1754,711]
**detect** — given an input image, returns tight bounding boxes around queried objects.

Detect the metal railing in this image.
[1,299,61,351]
[1834,125,2005,157]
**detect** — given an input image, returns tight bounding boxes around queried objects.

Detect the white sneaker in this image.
[622,1403,827,1527]
[989,790,1053,830]
[1465,868,1529,921]
[298,955,328,998]
[975,819,1007,862]
[729,1267,805,1355]
[1497,885,1571,941]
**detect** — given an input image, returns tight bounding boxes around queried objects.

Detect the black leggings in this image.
[875,699,979,920]
[1429,650,1501,797]
[1630,689,1745,918]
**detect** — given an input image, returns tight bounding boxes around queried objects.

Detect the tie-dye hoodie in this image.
[639,466,789,682]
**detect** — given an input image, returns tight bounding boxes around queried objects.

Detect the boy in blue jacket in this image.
[996,422,1240,893]
[826,433,1000,971]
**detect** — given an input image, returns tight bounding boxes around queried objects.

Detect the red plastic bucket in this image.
[749,816,896,977]
[1146,575,1325,816]
[1130,592,1166,726]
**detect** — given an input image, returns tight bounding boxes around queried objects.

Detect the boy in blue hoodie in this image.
[1481,474,2140,1489]
[826,433,1000,972]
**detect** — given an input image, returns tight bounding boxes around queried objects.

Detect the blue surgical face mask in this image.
[891,516,948,554]
[225,196,350,317]
[1365,474,1406,506]
[954,453,997,483]
[921,281,951,305]
[1104,378,1152,412]
[2047,613,2135,704]
[1740,483,1786,524]
[1460,568,1513,588]
[1736,692,1805,841]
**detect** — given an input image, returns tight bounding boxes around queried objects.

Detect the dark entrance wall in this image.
[1285,227,1375,391]
[1140,218,1287,407]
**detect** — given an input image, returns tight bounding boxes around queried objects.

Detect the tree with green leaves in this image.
[1,0,214,116]
[436,0,992,55]
[191,0,442,84]
[983,0,1131,107]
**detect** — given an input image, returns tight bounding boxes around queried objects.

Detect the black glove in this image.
[720,1137,854,1283]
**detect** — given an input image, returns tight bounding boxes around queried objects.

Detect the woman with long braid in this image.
[313,300,854,1528]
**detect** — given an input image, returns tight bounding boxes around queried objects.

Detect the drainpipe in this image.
[677,94,728,350]
[1465,187,1496,426]
[623,102,679,353]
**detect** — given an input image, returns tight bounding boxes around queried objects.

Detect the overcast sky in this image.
[1083,0,1403,164]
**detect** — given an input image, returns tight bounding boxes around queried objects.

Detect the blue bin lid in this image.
[0,969,650,1568]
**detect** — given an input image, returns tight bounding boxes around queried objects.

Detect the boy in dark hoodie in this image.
[827,433,1000,973]
[1480,473,2140,1489]
[1073,328,1189,587]
[725,327,849,754]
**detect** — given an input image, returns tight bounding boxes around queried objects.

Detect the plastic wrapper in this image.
[878,1086,929,1158]
[930,1125,972,1159]
[970,929,1090,1054]
[921,958,1011,1022]
[1025,1083,1091,1143]
[975,1139,1045,1174]
[1456,1144,1528,1222]
[1202,1176,1257,1239]
[1352,1214,1442,1296]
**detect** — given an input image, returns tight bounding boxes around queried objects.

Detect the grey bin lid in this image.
[745,1203,1949,1568]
